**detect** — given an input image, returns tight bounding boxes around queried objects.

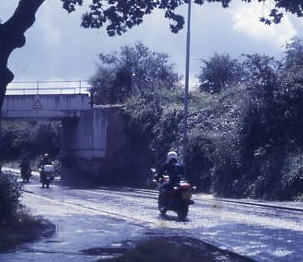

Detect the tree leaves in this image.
[197,53,244,93]
[61,0,83,13]
[61,0,303,36]
[90,42,178,104]
[62,0,189,35]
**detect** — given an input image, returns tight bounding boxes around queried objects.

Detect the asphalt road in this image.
[1,171,303,262]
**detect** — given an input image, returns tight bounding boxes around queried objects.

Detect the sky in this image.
[2,0,303,89]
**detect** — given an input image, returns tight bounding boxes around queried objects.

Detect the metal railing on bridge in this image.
[6,80,91,95]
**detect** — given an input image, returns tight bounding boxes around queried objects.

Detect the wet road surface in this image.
[1,171,303,262]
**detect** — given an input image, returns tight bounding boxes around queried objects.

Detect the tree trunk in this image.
[0,0,45,109]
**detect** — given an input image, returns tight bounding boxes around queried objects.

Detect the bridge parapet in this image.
[6,80,91,95]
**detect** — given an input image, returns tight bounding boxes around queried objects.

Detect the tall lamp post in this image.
[182,0,192,170]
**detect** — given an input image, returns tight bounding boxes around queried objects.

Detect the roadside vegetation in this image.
[0,172,55,251]
[0,121,61,161]
[90,39,303,201]
[0,121,59,250]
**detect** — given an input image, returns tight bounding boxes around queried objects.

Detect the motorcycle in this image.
[52,160,61,177]
[152,169,195,220]
[20,167,32,182]
[39,164,55,188]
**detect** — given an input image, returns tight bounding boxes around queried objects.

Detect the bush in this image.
[0,209,56,251]
[0,172,22,220]
[123,90,184,168]
[274,149,303,200]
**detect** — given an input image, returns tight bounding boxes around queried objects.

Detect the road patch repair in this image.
[81,235,255,262]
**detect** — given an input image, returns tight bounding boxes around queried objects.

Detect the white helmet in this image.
[166,151,178,163]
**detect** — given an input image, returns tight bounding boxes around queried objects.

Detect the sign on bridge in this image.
[32,96,43,110]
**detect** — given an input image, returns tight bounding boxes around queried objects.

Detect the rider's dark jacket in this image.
[20,159,30,173]
[158,159,184,186]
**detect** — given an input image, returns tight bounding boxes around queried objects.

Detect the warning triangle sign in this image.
[32,96,43,109]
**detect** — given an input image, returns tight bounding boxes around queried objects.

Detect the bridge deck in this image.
[1,93,90,119]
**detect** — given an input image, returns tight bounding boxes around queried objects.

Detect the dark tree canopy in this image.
[89,42,178,104]
[198,53,243,93]
[61,0,303,36]
[283,37,303,70]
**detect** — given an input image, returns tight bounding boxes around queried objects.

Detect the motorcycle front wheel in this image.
[177,204,189,220]
[158,195,167,215]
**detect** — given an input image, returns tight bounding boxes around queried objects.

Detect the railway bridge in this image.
[1,81,127,183]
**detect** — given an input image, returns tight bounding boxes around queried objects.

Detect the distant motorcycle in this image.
[146,168,158,189]
[52,160,61,177]
[20,167,32,183]
[152,168,195,220]
[39,165,55,188]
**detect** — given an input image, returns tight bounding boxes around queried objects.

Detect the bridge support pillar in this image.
[60,106,129,184]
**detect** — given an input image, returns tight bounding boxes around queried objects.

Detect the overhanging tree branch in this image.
[0,0,45,108]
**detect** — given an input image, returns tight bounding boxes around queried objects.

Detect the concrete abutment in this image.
[60,106,139,185]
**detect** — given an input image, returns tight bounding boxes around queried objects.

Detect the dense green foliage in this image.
[0,121,61,161]
[123,37,303,200]
[0,172,21,220]
[198,53,243,93]
[89,42,179,104]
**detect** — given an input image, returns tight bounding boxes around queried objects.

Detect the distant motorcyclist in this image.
[19,158,31,182]
[38,153,52,169]
[38,153,52,187]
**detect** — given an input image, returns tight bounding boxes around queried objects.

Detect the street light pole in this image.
[182,0,192,169]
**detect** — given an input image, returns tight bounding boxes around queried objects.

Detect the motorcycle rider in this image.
[157,151,185,198]
[38,153,52,168]
[38,153,52,187]
[19,158,31,182]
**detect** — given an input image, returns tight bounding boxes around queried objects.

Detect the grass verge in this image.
[0,209,56,251]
